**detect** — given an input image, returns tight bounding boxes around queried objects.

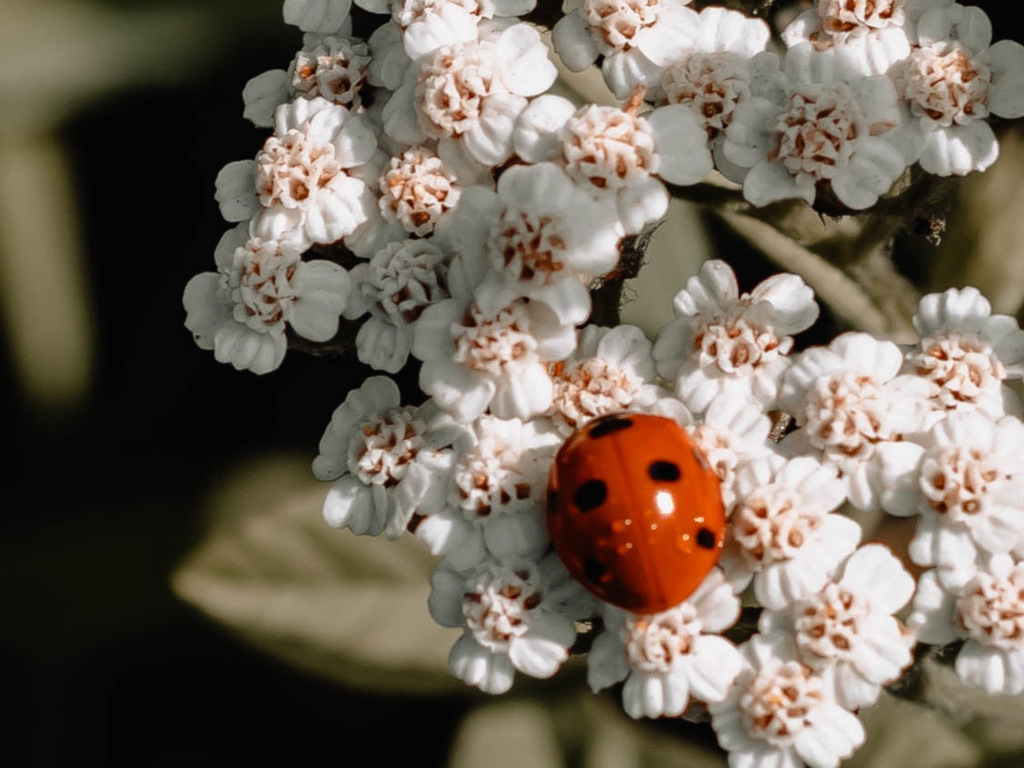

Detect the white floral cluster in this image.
[181,1,1024,767]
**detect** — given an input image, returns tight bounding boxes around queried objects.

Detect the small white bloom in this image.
[709,634,866,768]
[547,324,684,436]
[910,555,1024,695]
[897,4,1024,176]
[392,0,538,60]
[378,145,464,237]
[283,0,353,35]
[721,455,859,610]
[183,223,351,375]
[412,255,577,423]
[552,0,700,100]
[759,544,917,709]
[906,286,1024,418]
[411,414,561,569]
[724,43,908,210]
[653,259,819,415]
[587,568,744,719]
[429,554,579,694]
[779,331,932,511]
[894,411,1024,574]
[313,376,460,538]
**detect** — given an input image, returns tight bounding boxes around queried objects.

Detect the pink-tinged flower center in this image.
[795,583,871,667]
[740,660,823,743]
[921,444,999,521]
[291,39,370,106]
[451,436,535,520]
[380,147,461,237]
[394,0,481,27]
[584,0,662,52]
[817,0,904,38]
[452,304,539,376]
[347,407,427,486]
[771,83,865,184]
[911,333,1005,408]
[733,485,821,568]
[363,241,447,323]
[463,562,543,649]
[551,357,639,430]
[622,606,702,673]
[957,566,1024,651]
[562,105,657,189]
[489,210,570,286]
[256,131,342,208]
[227,241,301,332]
[661,51,753,133]
[417,44,493,139]
[801,371,889,466]
[694,317,788,375]
[905,42,990,128]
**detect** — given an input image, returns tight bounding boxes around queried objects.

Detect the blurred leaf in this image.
[171,454,462,695]
[448,700,563,768]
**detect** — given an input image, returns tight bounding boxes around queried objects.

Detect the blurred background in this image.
[4,1,1024,766]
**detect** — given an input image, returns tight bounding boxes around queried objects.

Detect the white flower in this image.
[552,0,700,100]
[687,393,775,510]
[910,555,1024,695]
[759,544,916,709]
[720,455,860,610]
[587,568,743,719]
[897,4,1024,176]
[450,162,623,325]
[183,223,351,375]
[653,259,819,415]
[346,238,450,373]
[429,554,579,694]
[392,0,538,60]
[313,376,460,538]
[378,145,464,237]
[283,0,353,34]
[410,414,562,569]
[779,331,932,511]
[383,22,557,167]
[906,286,1024,418]
[709,634,865,768]
[892,411,1024,574]
[215,98,377,248]
[547,324,684,436]
[412,255,577,423]
[724,43,908,210]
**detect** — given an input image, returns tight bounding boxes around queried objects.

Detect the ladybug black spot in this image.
[697,527,716,549]
[648,460,681,482]
[583,557,608,584]
[574,479,607,512]
[589,416,633,438]
[547,489,558,515]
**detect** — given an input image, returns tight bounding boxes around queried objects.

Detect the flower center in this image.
[911,333,1005,408]
[905,41,990,127]
[256,130,342,208]
[957,566,1024,652]
[583,0,661,52]
[740,660,823,744]
[394,0,481,26]
[290,38,370,106]
[417,44,493,139]
[694,318,787,375]
[801,371,889,467]
[732,485,820,568]
[379,147,461,237]
[771,83,865,185]
[550,357,640,430]
[227,241,301,332]
[347,407,427,486]
[818,0,904,37]
[452,303,539,377]
[622,606,703,673]
[794,583,871,667]
[463,561,544,650]
[451,436,535,520]
[920,444,999,522]
[364,241,447,323]
[661,51,753,133]
[561,105,657,189]
[488,211,570,286]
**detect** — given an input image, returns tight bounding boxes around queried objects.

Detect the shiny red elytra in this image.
[547,413,726,614]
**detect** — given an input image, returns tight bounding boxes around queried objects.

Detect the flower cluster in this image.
[183,1,1024,767]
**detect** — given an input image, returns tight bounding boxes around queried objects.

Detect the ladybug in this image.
[546,412,725,614]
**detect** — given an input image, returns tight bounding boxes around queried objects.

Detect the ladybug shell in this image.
[547,413,725,614]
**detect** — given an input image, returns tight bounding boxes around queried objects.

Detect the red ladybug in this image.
[547,413,725,614]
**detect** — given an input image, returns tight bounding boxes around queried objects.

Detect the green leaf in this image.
[171,454,463,695]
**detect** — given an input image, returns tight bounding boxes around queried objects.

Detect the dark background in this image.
[2,1,1022,766]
